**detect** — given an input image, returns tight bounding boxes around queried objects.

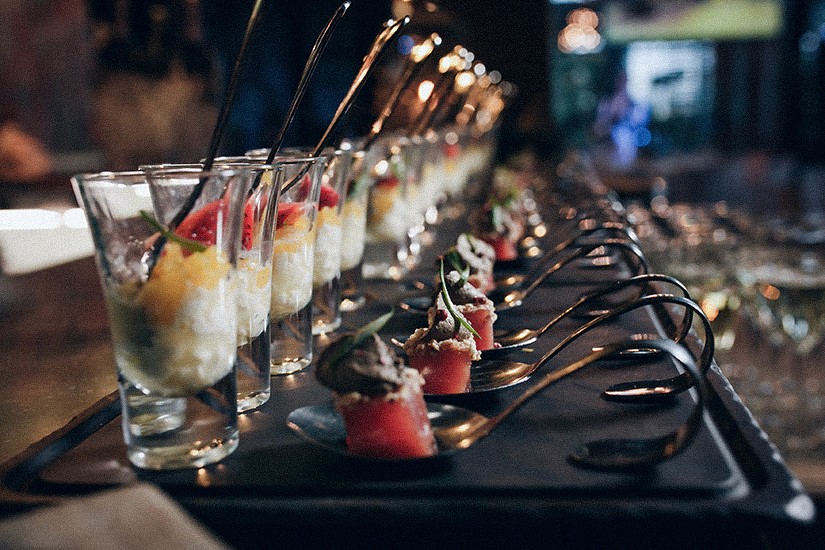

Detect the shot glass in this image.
[267,156,324,374]
[73,167,252,470]
[310,148,351,334]
[215,159,281,411]
[362,136,412,280]
[144,159,283,413]
[338,145,376,311]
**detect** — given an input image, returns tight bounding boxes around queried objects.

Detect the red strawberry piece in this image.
[444,143,460,159]
[276,202,303,229]
[175,199,224,247]
[241,200,255,251]
[336,384,436,459]
[175,198,256,252]
[376,174,399,190]
[319,184,340,209]
[298,173,313,196]
[484,235,519,262]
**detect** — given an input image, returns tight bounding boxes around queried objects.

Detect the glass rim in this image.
[245,147,339,161]
[71,170,147,182]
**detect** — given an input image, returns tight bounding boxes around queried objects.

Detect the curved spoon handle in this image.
[601,295,715,402]
[498,239,648,310]
[145,0,265,272]
[528,220,637,278]
[521,294,713,400]
[535,273,691,341]
[280,16,409,195]
[570,339,708,469]
[266,1,351,162]
[478,339,706,471]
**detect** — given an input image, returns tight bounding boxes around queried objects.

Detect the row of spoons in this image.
[289,214,717,468]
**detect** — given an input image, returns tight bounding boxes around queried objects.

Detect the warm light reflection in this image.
[374,159,390,177]
[0,208,88,231]
[454,71,476,93]
[196,468,212,487]
[558,7,602,54]
[762,284,781,301]
[418,80,434,102]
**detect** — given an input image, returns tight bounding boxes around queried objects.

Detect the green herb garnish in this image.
[139,211,207,254]
[439,258,479,338]
[444,249,469,286]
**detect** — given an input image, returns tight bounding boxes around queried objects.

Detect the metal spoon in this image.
[490,239,649,311]
[144,0,266,271]
[287,339,706,469]
[280,16,410,193]
[266,1,351,160]
[469,294,711,395]
[499,221,642,290]
[399,237,648,314]
[483,273,691,358]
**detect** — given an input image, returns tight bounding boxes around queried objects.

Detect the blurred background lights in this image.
[418,79,435,102]
[558,7,602,54]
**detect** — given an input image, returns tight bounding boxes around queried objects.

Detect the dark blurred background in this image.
[0,0,823,218]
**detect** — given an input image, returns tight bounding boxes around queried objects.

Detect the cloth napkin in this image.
[0,483,229,549]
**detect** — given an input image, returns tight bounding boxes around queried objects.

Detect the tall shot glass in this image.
[73,167,251,470]
[338,144,376,311]
[268,156,324,374]
[310,148,351,334]
[144,159,283,413]
[362,136,412,280]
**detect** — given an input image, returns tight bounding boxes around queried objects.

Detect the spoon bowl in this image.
[287,339,707,469]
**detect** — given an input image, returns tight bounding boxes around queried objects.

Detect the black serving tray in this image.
[0,210,816,550]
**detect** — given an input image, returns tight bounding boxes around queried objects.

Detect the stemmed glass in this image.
[735,224,825,453]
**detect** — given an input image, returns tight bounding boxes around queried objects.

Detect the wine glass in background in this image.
[734,224,825,455]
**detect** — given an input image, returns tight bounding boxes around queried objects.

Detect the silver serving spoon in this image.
[399,237,648,315]
[469,294,712,395]
[484,273,691,358]
[491,239,649,311]
[265,1,351,160]
[287,339,707,469]
[280,16,410,194]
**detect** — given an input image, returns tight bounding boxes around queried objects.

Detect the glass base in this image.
[312,276,342,335]
[237,389,270,413]
[340,294,366,312]
[271,356,312,375]
[362,239,409,280]
[127,431,239,470]
[236,329,271,413]
[270,304,312,375]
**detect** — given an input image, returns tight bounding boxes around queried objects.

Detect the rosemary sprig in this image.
[443,249,469,286]
[139,211,207,254]
[439,257,479,338]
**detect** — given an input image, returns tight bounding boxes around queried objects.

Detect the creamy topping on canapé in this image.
[316,333,417,397]
[455,233,495,279]
[403,294,478,355]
